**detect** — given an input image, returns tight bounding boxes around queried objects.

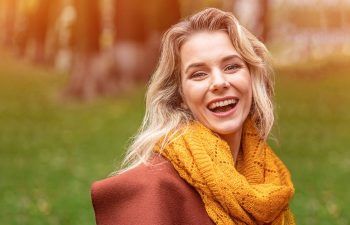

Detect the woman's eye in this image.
[190,72,206,79]
[225,64,241,72]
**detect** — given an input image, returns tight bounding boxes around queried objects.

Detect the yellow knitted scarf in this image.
[154,119,295,225]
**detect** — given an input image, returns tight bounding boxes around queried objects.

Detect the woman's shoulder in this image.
[91,155,187,198]
[91,155,215,225]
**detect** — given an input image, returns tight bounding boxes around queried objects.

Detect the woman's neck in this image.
[220,128,243,164]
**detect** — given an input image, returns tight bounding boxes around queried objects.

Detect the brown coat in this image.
[91,156,215,225]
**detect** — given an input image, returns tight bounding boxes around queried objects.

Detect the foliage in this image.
[0,54,349,224]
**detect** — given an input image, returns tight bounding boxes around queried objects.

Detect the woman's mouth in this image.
[207,98,238,113]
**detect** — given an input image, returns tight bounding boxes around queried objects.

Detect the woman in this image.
[91,8,295,225]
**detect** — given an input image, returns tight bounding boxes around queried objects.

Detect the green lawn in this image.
[0,55,145,224]
[0,54,349,224]
[273,58,350,225]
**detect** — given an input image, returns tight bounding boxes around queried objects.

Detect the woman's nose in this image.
[209,70,229,92]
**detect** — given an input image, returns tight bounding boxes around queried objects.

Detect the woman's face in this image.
[180,31,252,140]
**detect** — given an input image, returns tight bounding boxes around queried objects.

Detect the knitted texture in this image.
[154,119,295,225]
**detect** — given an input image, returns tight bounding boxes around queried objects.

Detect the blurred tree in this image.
[146,0,181,34]
[233,0,270,42]
[144,0,181,78]
[10,0,57,63]
[72,0,100,56]
[1,0,18,47]
[31,0,53,64]
[63,0,181,100]
[13,0,33,58]
[64,0,102,99]
[48,0,77,70]
[257,0,269,42]
[114,0,146,43]
[113,0,181,82]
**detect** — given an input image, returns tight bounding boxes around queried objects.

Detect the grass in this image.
[0,55,145,224]
[272,57,350,225]
[0,53,349,224]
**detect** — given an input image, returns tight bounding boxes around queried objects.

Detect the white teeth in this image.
[208,98,237,110]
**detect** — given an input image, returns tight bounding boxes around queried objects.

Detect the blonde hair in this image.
[119,8,274,173]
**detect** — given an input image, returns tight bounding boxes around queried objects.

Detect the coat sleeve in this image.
[91,161,214,225]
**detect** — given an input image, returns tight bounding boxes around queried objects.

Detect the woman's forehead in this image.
[179,31,241,70]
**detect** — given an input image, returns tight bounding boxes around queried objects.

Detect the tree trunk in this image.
[64,0,181,100]
[257,0,269,43]
[1,0,17,47]
[113,0,181,83]
[31,0,54,64]
[64,0,102,100]
[233,0,270,43]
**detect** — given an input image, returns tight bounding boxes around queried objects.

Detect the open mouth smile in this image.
[207,97,239,114]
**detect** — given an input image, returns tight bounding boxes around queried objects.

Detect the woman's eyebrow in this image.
[221,54,243,63]
[184,62,206,74]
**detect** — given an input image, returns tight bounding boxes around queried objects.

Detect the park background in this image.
[0,0,349,224]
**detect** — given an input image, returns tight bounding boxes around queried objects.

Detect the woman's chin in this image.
[208,121,243,137]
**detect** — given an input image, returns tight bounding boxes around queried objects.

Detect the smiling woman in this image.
[91,8,295,225]
[180,31,253,162]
